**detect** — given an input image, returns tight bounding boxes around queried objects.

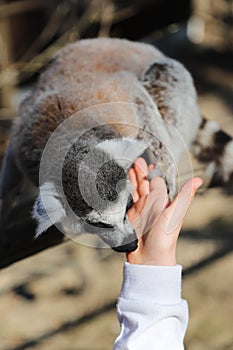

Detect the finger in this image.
[149,176,167,194]
[164,177,202,234]
[135,177,168,232]
[128,168,139,202]
[148,176,169,213]
[127,194,148,223]
[134,158,148,181]
[134,158,150,196]
[128,168,137,191]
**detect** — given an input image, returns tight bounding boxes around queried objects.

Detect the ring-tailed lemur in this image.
[0,38,232,252]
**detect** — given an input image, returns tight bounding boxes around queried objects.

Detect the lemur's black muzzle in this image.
[113,238,138,253]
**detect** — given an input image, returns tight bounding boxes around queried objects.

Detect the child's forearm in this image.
[113,263,188,350]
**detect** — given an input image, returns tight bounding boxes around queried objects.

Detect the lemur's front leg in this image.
[0,143,23,230]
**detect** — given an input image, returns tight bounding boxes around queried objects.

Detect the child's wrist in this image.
[127,249,176,266]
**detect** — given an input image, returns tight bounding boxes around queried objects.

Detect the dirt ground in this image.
[0,46,233,350]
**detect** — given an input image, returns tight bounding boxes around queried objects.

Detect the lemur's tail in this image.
[192,117,233,192]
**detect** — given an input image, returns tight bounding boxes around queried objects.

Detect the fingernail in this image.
[193,178,203,191]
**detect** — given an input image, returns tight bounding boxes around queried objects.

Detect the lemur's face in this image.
[33,138,147,252]
[81,182,137,252]
[33,165,137,252]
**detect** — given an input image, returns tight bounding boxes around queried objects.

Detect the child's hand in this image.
[127,158,202,266]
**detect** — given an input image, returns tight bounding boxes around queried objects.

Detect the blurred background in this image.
[0,0,233,349]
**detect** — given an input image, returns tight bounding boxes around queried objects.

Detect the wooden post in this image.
[0,5,13,110]
[0,0,18,124]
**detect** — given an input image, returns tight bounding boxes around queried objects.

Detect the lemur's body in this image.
[0,38,232,251]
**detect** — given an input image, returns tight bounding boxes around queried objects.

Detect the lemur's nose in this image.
[113,238,138,253]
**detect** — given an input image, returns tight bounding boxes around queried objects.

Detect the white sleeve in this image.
[113,262,188,350]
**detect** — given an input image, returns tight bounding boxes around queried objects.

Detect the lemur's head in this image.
[33,138,148,252]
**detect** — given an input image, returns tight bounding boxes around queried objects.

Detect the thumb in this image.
[164,177,202,234]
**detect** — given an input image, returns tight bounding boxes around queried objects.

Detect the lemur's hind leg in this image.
[192,117,233,193]
[0,143,23,227]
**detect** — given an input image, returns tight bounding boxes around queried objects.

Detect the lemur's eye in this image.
[86,219,113,229]
[95,222,113,229]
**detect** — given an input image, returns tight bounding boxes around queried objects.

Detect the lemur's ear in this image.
[32,182,65,237]
[96,137,149,169]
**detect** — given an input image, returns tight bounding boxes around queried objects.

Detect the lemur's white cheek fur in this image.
[33,182,66,237]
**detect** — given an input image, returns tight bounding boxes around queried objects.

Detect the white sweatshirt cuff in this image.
[120,262,183,305]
